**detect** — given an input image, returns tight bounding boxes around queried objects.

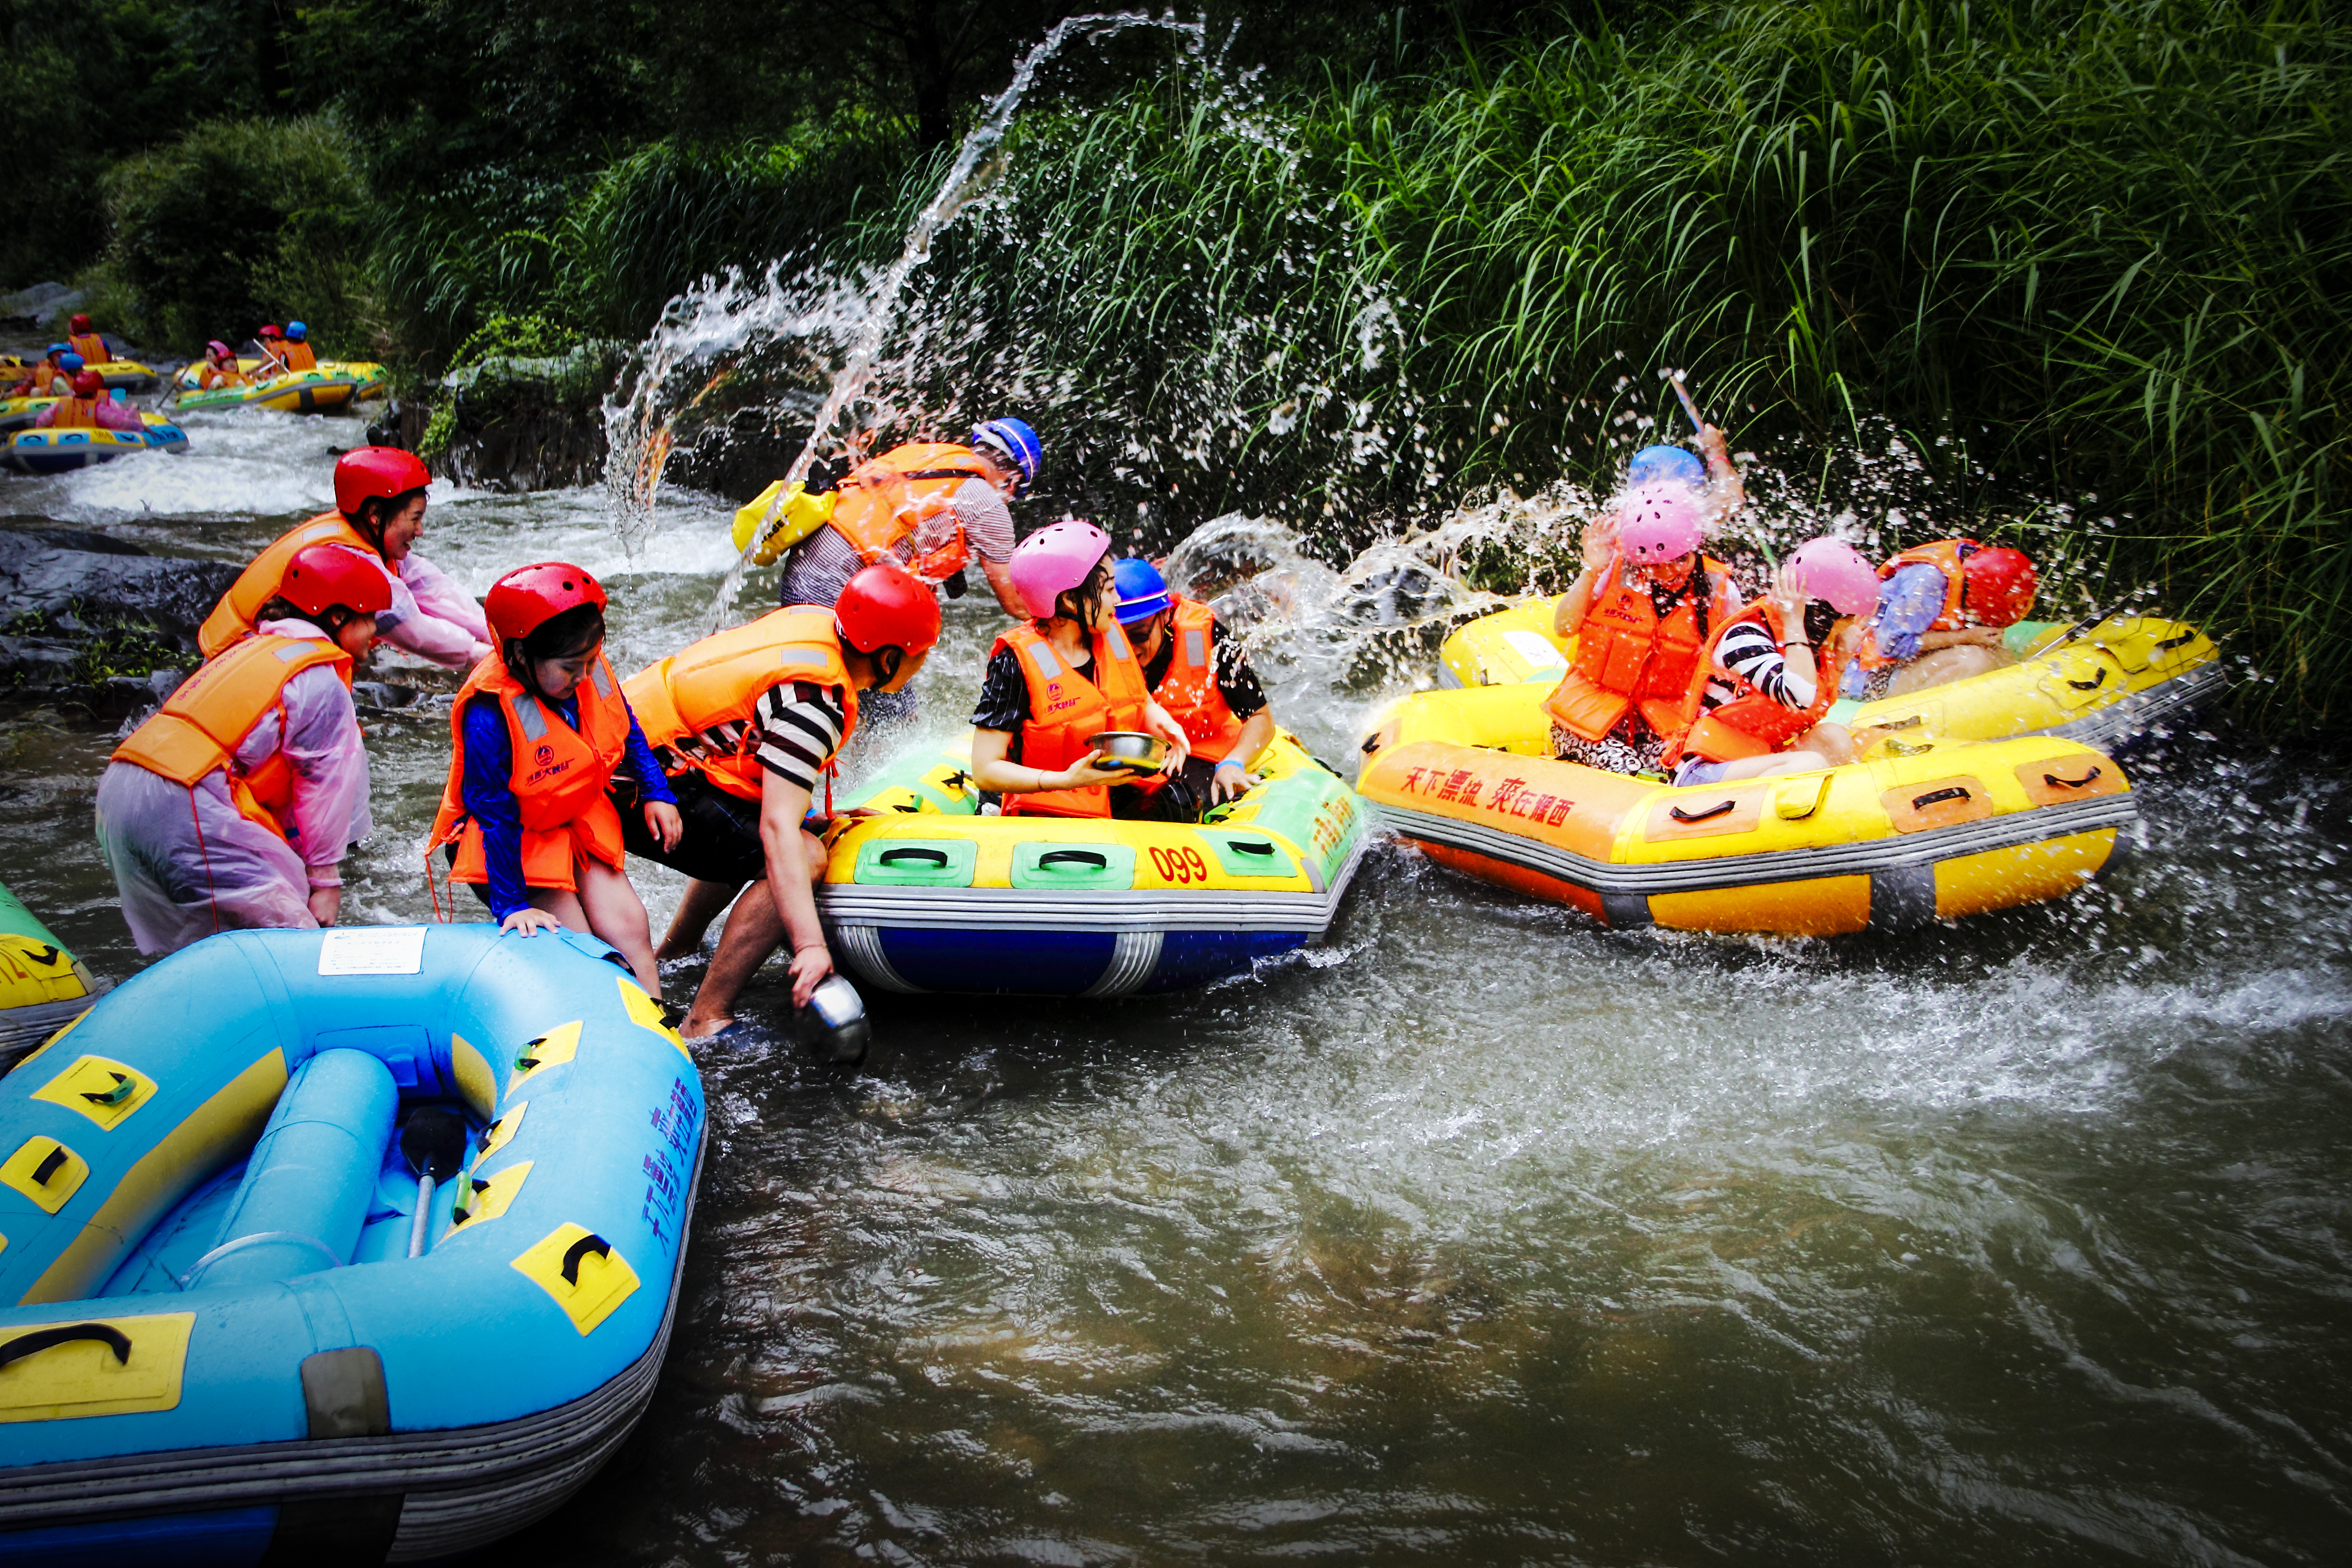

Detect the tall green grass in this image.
[870,0,2346,728]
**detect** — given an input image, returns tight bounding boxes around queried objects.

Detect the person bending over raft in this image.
[753,417,1042,623]
[1543,484,1740,776]
[196,339,250,390]
[34,370,139,431]
[1842,539,2039,701]
[64,313,108,368]
[970,520,1198,820]
[1669,539,1880,787]
[622,563,943,1039]
[428,564,682,995]
[95,545,389,955]
[1110,556,1275,806]
[200,447,493,668]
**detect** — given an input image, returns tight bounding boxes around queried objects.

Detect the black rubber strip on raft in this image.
[1867,864,1940,933]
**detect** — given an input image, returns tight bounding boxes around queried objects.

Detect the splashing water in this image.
[602,10,1207,629]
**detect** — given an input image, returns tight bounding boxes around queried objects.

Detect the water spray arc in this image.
[603,10,1205,633]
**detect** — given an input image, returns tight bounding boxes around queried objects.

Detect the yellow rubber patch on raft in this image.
[0,1312,194,1423]
[512,1223,639,1336]
[30,1055,157,1132]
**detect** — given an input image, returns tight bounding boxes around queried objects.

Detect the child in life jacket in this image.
[6,345,69,398]
[1671,539,1880,786]
[196,340,250,390]
[64,314,108,368]
[429,563,682,996]
[34,370,139,431]
[278,320,319,372]
[1542,484,1742,775]
[1842,539,2039,701]
[95,545,390,956]
[969,520,1197,820]
[199,447,493,668]
[1110,556,1274,805]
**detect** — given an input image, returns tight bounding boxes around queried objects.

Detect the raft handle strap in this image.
[1039,851,1108,869]
[1911,787,1973,809]
[0,1323,131,1370]
[879,848,949,867]
[81,1073,136,1107]
[561,1233,611,1285]
[2066,666,2109,692]
[2155,631,2198,652]
[1229,841,1277,855]
[1667,800,1737,824]
[2042,768,2103,790]
[30,1147,68,1186]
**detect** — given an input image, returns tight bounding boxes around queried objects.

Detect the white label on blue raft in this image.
[317,927,426,976]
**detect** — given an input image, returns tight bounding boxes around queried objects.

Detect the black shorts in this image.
[621,770,769,885]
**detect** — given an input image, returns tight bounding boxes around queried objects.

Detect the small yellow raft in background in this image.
[1436,595,2221,750]
[1358,684,2134,936]
[170,360,387,412]
[0,880,98,1064]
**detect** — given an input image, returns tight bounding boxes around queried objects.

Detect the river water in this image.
[4,405,2348,1564]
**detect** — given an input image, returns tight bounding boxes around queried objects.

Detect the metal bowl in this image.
[1085,730,1169,772]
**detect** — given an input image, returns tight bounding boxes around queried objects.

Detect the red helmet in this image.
[333,446,431,516]
[1961,545,2038,627]
[834,562,942,655]
[70,370,104,396]
[69,314,91,333]
[485,562,607,642]
[281,544,393,622]
[259,323,283,339]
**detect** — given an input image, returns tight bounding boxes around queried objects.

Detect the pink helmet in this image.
[1787,538,1880,615]
[1009,519,1111,618]
[1616,484,1704,566]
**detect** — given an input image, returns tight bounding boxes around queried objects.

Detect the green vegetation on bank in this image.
[7,0,2343,728]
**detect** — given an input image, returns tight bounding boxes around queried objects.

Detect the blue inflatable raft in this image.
[0,924,706,1562]
[1,418,188,475]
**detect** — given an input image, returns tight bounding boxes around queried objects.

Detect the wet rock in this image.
[426,343,626,493]
[1,282,84,330]
[0,525,236,712]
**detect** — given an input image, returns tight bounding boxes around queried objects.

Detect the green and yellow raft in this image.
[0,882,98,1065]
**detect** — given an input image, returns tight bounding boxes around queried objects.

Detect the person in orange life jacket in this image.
[201,447,494,668]
[774,419,1040,623]
[1841,539,2040,701]
[1111,557,1274,806]
[622,564,944,1039]
[34,369,138,431]
[1671,538,1881,788]
[254,323,292,375]
[1544,483,1742,775]
[6,344,70,397]
[277,320,319,372]
[95,545,389,956]
[969,520,1198,821]
[64,313,108,368]
[429,564,683,995]
[196,340,250,390]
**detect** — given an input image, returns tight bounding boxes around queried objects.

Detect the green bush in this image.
[102,116,371,352]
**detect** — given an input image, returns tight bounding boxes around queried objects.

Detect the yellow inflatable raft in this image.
[814,731,1370,995]
[170,360,387,412]
[1357,684,2133,936]
[1,357,158,394]
[1436,595,2221,749]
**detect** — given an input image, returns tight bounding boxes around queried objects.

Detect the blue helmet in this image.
[45,342,68,356]
[1112,557,1172,626]
[969,417,1041,498]
[286,320,308,340]
[1628,443,1706,488]
[57,352,85,373]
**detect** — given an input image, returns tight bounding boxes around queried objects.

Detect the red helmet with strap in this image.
[485,562,607,642]
[69,314,92,333]
[259,323,283,338]
[280,543,393,621]
[70,371,103,396]
[333,446,431,516]
[1961,545,2038,627]
[834,562,942,654]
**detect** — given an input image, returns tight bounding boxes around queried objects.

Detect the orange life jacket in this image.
[1149,596,1247,762]
[46,396,100,429]
[1675,600,1857,765]
[623,607,861,803]
[279,341,318,372]
[200,512,382,659]
[995,622,1152,819]
[429,651,631,893]
[824,442,995,582]
[67,333,108,366]
[199,361,249,390]
[1542,556,1728,745]
[111,632,353,839]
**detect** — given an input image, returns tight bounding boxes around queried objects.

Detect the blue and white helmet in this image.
[1627,443,1705,488]
[969,417,1042,498]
